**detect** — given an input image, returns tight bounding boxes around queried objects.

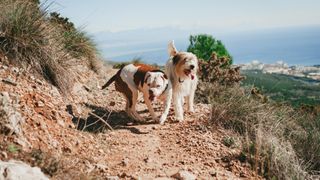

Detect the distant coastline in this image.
[95,25,320,66]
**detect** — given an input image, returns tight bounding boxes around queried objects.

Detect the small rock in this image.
[0,160,48,180]
[143,157,152,163]
[2,77,17,86]
[57,119,65,127]
[95,163,108,172]
[106,176,119,180]
[83,85,91,92]
[36,79,43,85]
[171,170,196,180]
[240,171,247,178]
[126,122,134,126]
[1,152,8,159]
[11,67,20,73]
[109,101,116,106]
[121,158,129,166]
[36,101,45,107]
[119,172,127,178]
[209,170,217,177]
[221,156,231,163]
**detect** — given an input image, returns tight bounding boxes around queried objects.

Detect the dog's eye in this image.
[147,83,151,86]
[156,85,161,88]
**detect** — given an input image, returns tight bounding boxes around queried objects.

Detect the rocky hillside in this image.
[0,53,262,179]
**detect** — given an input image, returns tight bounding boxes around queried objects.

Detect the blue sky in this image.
[46,0,320,33]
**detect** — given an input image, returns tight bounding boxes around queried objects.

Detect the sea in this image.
[94,26,320,66]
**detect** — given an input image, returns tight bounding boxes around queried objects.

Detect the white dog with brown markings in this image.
[102,64,172,124]
[165,41,198,122]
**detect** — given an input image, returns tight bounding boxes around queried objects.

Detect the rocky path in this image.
[101,120,257,179]
[0,62,261,179]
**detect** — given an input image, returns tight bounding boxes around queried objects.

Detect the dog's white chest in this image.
[175,78,196,96]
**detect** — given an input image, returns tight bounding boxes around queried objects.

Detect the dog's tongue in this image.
[190,74,195,80]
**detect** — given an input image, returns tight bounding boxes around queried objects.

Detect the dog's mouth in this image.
[149,94,155,101]
[184,69,195,80]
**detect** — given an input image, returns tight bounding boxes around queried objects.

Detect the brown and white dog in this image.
[102,64,172,123]
[165,41,198,122]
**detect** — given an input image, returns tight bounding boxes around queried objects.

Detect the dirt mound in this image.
[0,57,261,179]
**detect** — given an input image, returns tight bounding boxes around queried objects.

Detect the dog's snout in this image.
[149,89,153,95]
[190,65,195,69]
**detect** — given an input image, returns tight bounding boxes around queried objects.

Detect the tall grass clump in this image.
[49,12,101,73]
[0,0,72,92]
[0,0,102,92]
[210,86,308,179]
[197,52,320,179]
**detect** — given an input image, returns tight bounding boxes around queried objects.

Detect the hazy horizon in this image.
[42,1,320,65]
[93,25,320,66]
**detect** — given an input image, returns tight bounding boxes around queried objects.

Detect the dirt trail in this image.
[0,63,261,179]
[70,70,261,179]
[101,120,252,179]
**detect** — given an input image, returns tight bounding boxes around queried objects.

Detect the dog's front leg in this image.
[187,79,198,113]
[129,89,145,121]
[187,95,195,113]
[173,93,184,122]
[143,94,157,121]
[159,89,172,125]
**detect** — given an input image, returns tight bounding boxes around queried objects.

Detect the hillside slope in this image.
[242,70,320,107]
[0,55,261,179]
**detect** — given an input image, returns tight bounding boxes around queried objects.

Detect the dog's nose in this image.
[190,65,195,69]
[149,90,153,95]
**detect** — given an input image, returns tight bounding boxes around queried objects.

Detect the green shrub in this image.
[187,34,232,65]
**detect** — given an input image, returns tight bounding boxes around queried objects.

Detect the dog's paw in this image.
[175,116,184,123]
[188,106,195,113]
[159,118,166,125]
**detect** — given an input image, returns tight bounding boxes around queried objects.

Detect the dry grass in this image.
[49,12,101,73]
[195,52,319,179]
[0,0,101,92]
[208,85,320,179]
[0,0,72,92]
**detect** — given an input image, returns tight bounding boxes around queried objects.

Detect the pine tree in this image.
[187,34,233,65]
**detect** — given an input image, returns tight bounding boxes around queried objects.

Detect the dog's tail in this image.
[101,74,116,90]
[101,66,124,90]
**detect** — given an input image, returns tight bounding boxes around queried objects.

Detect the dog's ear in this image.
[168,40,178,57]
[161,74,168,80]
[143,72,151,86]
[172,54,180,65]
[163,74,168,79]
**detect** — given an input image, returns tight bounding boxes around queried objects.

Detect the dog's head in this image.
[168,41,198,80]
[144,71,169,101]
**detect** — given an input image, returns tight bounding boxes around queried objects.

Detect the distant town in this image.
[240,60,320,80]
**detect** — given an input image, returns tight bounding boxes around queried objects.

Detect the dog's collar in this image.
[178,77,184,83]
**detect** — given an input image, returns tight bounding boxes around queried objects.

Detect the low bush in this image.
[210,86,308,179]
[196,53,319,179]
[196,53,244,103]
